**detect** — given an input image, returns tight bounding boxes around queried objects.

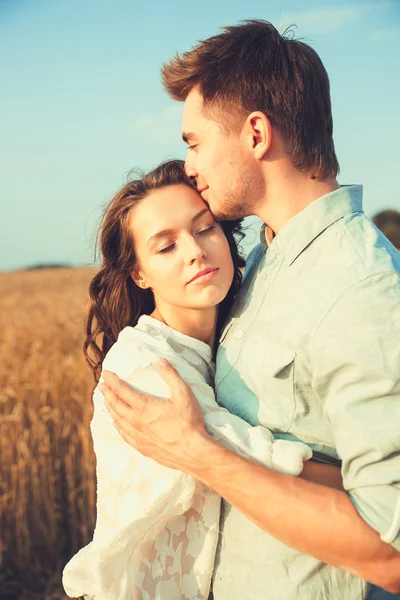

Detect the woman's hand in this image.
[100,360,211,471]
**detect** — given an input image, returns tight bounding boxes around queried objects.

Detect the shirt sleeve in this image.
[205,411,312,476]
[311,271,400,551]
[63,335,199,599]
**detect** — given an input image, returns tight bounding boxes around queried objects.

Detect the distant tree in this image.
[24,263,72,270]
[372,209,400,250]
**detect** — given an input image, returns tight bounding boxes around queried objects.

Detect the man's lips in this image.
[197,186,209,199]
[187,267,218,284]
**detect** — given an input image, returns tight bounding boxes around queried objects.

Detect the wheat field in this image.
[0,267,98,599]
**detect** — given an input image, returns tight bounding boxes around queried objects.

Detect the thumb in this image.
[156,358,189,401]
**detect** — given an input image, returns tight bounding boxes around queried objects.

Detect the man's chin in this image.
[206,195,251,221]
[212,208,249,221]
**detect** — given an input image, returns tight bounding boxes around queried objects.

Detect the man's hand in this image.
[100,360,211,471]
[99,363,400,591]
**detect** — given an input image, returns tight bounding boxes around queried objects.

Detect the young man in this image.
[101,21,400,599]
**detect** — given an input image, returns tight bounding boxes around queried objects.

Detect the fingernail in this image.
[158,358,169,367]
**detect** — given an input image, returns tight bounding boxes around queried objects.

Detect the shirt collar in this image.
[259,185,363,264]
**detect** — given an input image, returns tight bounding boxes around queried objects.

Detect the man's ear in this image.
[131,268,148,289]
[244,111,272,160]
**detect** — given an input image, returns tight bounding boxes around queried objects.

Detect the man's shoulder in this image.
[309,215,400,331]
[337,212,400,275]
[306,212,400,295]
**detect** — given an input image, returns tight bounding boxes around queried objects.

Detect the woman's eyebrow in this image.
[146,228,175,246]
[192,207,211,223]
[146,208,211,246]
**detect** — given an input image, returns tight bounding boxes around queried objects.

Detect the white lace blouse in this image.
[62,315,312,600]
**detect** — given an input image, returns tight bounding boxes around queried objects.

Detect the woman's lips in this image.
[188,268,219,285]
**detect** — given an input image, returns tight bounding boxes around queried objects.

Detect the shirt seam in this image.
[381,491,400,544]
[309,269,398,417]
[281,186,363,265]
[308,269,400,542]
[310,269,397,345]
[335,216,370,272]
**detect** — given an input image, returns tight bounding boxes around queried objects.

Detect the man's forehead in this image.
[181,88,205,132]
[185,87,204,113]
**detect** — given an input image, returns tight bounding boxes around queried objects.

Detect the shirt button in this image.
[235,328,244,339]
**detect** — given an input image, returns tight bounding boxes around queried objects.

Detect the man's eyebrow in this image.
[182,132,197,144]
[146,208,211,246]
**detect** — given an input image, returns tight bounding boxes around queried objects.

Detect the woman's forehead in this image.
[129,184,209,240]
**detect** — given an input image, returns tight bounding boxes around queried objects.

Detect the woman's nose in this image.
[186,236,206,263]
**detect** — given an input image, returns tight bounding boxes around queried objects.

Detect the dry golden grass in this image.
[0,267,98,599]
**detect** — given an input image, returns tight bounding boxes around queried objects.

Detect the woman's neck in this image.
[150,304,217,349]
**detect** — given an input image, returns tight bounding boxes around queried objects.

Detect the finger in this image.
[113,420,139,449]
[100,382,133,420]
[156,359,189,400]
[99,381,118,408]
[102,370,146,409]
[106,396,131,423]
[108,401,143,442]
[112,412,134,437]
[99,381,122,408]
[112,417,150,456]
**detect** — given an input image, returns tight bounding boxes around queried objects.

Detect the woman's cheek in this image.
[159,258,179,285]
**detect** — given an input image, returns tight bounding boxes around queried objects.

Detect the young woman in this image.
[62,160,312,600]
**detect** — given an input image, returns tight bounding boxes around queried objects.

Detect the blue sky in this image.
[1,0,399,271]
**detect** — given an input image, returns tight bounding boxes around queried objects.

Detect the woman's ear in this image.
[131,268,148,289]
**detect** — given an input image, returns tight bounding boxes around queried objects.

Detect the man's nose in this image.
[184,154,197,183]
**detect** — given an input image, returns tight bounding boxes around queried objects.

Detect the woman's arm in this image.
[300,460,343,490]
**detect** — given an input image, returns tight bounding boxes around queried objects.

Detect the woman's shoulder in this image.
[101,316,213,389]
[102,323,165,381]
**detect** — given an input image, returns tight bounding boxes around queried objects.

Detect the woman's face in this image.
[130,183,234,312]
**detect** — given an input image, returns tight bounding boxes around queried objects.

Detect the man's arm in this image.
[185,430,400,592]
[102,359,400,593]
[310,270,400,560]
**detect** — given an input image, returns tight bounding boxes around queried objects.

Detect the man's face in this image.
[182,88,262,221]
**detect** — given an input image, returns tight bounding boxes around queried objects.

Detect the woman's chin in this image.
[196,287,230,309]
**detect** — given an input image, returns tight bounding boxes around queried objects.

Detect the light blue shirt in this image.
[213,185,400,600]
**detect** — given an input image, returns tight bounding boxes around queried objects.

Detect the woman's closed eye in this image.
[197,224,216,235]
[157,225,216,253]
[158,243,176,254]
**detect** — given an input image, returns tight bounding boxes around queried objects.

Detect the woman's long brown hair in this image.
[84,159,245,383]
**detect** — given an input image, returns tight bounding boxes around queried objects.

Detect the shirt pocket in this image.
[239,336,296,432]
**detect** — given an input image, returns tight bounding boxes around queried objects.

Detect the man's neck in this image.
[256,170,339,236]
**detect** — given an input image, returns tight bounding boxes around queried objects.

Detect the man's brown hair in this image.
[162,20,339,181]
